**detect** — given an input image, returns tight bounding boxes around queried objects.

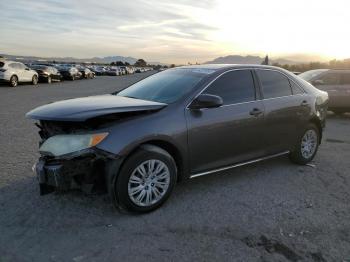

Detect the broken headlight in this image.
[39,133,108,157]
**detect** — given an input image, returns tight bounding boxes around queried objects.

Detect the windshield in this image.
[298,69,328,81]
[117,68,213,103]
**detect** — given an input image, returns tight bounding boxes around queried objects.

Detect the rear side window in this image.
[257,70,292,99]
[0,62,4,68]
[205,70,256,105]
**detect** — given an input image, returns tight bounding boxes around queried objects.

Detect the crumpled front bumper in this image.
[33,148,120,195]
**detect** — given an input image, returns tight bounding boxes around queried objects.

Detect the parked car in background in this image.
[55,65,81,80]
[299,69,350,114]
[0,60,38,87]
[29,64,61,83]
[106,67,121,76]
[77,66,95,79]
[91,66,107,76]
[27,65,328,213]
[126,66,135,74]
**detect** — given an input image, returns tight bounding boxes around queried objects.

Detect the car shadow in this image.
[0,154,300,223]
[327,111,350,119]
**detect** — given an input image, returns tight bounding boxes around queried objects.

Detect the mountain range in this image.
[0,53,340,66]
[204,55,317,65]
[0,54,163,65]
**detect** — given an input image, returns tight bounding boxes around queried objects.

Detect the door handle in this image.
[250,108,263,116]
[301,100,309,106]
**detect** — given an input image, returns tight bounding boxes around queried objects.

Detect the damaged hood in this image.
[26,95,167,121]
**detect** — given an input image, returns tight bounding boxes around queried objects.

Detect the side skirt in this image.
[190,151,290,179]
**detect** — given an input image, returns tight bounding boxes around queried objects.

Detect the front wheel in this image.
[32,75,38,85]
[113,145,177,213]
[289,123,319,165]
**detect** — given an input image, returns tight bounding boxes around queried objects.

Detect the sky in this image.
[1,0,350,64]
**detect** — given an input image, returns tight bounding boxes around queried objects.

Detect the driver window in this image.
[205,70,256,105]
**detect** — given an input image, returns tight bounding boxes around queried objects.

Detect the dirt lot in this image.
[0,72,349,262]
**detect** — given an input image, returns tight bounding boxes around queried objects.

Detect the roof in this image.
[179,64,281,71]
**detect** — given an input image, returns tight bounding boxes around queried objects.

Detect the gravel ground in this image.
[0,72,349,262]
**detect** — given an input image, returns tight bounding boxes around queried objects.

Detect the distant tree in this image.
[170,64,175,68]
[115,61,125,66]
[261,55,269,65]
[271,58,350,73]
[163,65,169,69]
[110,62,115,65]
[134,59,147,67]
[125,62,130,66]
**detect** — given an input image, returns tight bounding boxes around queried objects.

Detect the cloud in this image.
[0,0,218,62]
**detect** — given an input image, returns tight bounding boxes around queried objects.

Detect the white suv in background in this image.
[0,60,38,87]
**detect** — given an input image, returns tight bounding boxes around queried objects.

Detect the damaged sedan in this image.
[26,65,329,213]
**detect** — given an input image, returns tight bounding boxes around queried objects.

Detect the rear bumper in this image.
[33,148,121,195]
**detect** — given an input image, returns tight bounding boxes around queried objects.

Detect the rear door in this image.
[18,63,31,81]
[186,69,266,174]
[256,69,310,154]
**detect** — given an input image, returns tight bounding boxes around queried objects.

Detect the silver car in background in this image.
[299,69,350,114]
[0,60,38,87]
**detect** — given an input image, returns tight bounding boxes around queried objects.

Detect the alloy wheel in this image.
[301,130,318,159]
[128,159,170,207]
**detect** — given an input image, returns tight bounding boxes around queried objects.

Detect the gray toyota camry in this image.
[27,64,329,213]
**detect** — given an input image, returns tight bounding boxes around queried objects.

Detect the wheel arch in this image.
[309,116,323,144]
[119,139,186,182]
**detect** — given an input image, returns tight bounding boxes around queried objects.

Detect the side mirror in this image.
[313,79,324,85]
[189,94,223,109]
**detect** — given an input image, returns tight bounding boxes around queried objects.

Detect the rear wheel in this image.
[113,145,177,213]
[32,75,38,85]
[290,123,319,165]
[9,75,18,87]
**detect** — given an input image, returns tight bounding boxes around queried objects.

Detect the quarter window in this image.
[204,70,256,105]
[257,70,292,99]
[289,80,304,95]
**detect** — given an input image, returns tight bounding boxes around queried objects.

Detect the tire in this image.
[32,75,38,85]
[9,75,18,87]
[47,76,52,84]
[113,145,177,213]
[289,123,320,165]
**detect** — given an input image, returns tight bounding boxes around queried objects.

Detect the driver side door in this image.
[185,69,266,174]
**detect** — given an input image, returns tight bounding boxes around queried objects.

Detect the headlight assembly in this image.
[39,133,108,157]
